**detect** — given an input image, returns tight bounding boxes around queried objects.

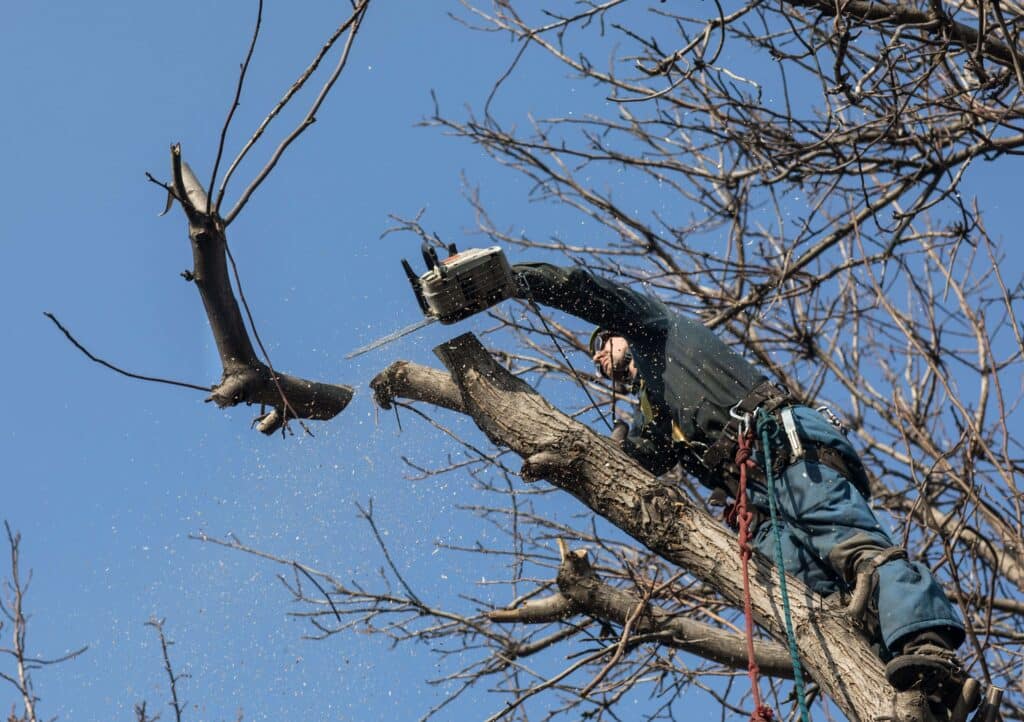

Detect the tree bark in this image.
[375,333,935,722]
[167,144,353,434]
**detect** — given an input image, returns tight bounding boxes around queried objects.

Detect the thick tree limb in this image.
[167,145,352,434]
[371,361,465,413]
[379,333,934,722]
[488,539,796,679]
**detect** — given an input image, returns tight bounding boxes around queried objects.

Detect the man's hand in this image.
[611,420,629,446]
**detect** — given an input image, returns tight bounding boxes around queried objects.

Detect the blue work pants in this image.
[745,406,964,655]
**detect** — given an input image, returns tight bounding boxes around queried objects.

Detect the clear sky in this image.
[3,2,1022,721]
[2,3,631,720]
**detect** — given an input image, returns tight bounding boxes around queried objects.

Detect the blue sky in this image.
[2,3,629,720]
[3,2,1022,721]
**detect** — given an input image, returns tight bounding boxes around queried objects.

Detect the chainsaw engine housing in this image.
[409,246,517,324]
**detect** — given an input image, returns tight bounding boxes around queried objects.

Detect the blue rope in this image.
[756,408,812,722]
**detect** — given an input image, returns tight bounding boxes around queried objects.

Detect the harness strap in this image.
[702,380,793,473]
[702,381,872,500]
[803,443,872,498]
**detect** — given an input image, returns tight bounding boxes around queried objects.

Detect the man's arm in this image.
[514,263,668,339]
[615,414,677,477]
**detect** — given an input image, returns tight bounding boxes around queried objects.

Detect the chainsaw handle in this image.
[402,258,430,315]
[421,242,440,272]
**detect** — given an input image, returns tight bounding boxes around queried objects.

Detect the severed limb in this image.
[160,144,353,434]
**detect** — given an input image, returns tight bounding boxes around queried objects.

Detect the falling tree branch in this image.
[154,145,353,434]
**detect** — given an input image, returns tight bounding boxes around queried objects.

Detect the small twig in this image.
[293,562,342,622]
[145,172,174,194]
[44,312,210,393]
[223,1,370,224]
[5,522,36,722]
[134,700,158,722]
[579,568,655,698]
[146,618,186,722]
[356,499,424,608]
[209,0,264,210]
[483,645,612,722]
[390,401,517,476]
[579,599,645,698]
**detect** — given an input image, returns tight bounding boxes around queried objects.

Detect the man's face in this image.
[592,335,632,381]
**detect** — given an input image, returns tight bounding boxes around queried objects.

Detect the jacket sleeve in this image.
[620,412,678,476]
[513,263,668,339]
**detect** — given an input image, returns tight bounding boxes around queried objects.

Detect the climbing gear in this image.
[730,422,776,722]
[816,405,849,436]
[701,381,793,474]
[846,547,907,628]
[701,383,872,499]
[970,686,1004,722]
[885,627,988,722]
[950,679,982,722]
[755,408,812,722]
[800,442,872,498]
[886,642,963,692]
[346,244,518,358]
[780,407,804,459]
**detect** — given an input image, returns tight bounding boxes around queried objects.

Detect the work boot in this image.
[885,630,976,721]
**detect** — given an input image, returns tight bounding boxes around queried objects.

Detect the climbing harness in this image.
[704,384,871,499]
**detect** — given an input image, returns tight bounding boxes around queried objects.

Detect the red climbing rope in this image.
[731,426,775,722]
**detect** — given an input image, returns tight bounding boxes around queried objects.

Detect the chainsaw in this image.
[345,244,518,358]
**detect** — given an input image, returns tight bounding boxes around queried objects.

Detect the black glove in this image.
[610,420,629,446]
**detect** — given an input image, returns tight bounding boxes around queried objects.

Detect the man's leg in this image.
[751,457,968,709]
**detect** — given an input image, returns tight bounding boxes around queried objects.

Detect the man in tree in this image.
[513,261,972,717]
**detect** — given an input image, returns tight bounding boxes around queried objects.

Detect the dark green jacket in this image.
[515,263,766,476]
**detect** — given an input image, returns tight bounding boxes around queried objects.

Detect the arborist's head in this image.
[589,328,636,385]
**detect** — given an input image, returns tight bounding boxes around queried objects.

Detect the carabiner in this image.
[730,402,751,439]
